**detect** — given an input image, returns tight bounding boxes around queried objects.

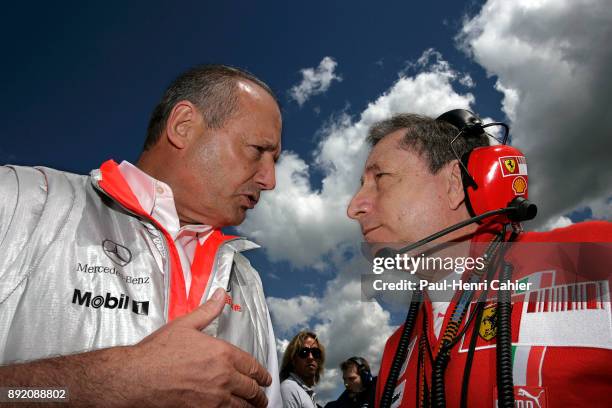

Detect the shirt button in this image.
[156,185,164,194]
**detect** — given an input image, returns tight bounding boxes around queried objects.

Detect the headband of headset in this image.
[436,109,484,133]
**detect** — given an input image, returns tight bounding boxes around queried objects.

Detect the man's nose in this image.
[347,187,372,220]
[255,157,276,190]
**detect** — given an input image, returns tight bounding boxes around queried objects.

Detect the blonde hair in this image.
[280,331,326,383]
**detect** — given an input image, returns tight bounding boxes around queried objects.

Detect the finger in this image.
[230,350,272,387]
[228,396,256,408]
[175,288,226,330]
[230,371,268,408]
[247,390,268,408]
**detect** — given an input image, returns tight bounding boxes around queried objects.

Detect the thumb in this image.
[175,288,226,330]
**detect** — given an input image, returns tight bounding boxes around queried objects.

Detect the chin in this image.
[223,210,247,227]
[234,212,247,225]
[365,231,393,244]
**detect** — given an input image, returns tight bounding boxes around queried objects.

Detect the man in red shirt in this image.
[347,112,612,407]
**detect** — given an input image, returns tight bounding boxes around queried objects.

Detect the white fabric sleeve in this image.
[0,166,18,246]
[265,310,282,407]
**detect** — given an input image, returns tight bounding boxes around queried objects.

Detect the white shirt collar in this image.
[117,160,212,244]
[289,372,316,393]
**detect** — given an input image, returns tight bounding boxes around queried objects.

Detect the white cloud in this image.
[239,49,476,268]
[239,151,358,267]
[267,295,322,333]
[276,338,289,356]
[290,56,342,106]
[459,73,475,88]
[541,215,574,231]
[459,0,612,226]
[494,81,519,122]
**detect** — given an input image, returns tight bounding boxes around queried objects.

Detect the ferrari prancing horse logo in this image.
[479,304,497,341]
[504,158,517,173]
[499,156,527,177]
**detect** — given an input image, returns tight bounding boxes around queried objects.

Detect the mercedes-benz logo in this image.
[102,239,132,266]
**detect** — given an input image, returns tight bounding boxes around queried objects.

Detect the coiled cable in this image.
[379,290,423,408]
[496,261,515,408]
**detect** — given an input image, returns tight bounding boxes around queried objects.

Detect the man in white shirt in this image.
[0,64,281,407]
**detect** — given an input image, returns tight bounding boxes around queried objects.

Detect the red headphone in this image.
[436,109,532,225]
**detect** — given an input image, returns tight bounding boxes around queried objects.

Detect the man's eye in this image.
[375,172,388,180]
[251,145,264,156]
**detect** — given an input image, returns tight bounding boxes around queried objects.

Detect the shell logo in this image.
[512,176,527,195]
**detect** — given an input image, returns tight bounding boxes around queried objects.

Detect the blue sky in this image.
[1,0,500,169]
[2,0,611,402]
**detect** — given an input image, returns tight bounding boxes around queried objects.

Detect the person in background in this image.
[325,357,377,408]
[280,331,326,408]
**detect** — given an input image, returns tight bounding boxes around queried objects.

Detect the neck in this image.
[299,374,315,387]
[136,152,167,184]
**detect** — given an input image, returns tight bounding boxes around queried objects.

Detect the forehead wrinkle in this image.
[241,130,279,147]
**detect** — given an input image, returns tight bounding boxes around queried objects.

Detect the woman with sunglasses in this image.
[280,331,326,408]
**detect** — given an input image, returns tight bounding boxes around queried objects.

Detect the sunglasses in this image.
[297,347,322,360]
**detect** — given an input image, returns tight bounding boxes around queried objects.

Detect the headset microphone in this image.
[375,196,536,260]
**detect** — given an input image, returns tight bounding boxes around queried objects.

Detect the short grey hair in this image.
[367,113,489,174]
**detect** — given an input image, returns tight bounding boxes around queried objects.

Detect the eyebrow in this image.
[255,140,281,160]
[365,163,381,172]
[259,142,278,151]
[266,143,282,162]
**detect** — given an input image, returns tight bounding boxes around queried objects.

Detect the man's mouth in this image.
[362,225,381,238]
[242,194,259,209]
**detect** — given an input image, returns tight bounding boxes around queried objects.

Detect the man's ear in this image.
[164,101,200,149]
[447,160,466,210]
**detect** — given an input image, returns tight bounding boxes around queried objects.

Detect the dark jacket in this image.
[325,377,377,408]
